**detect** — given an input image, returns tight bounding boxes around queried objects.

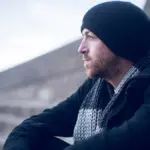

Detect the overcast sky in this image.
[0,0,147,72]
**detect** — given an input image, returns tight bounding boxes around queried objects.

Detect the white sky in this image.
[0,0,147,72]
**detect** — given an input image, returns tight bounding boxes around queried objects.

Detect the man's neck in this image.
[106,61,133,89]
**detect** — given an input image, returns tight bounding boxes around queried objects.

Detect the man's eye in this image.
[87,35,95,39]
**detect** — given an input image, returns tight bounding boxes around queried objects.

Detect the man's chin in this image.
[86,71,98,78]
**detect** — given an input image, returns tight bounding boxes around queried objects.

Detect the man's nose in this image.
[78,39,89,54]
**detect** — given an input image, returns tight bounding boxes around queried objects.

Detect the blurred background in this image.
[0,0,149,149]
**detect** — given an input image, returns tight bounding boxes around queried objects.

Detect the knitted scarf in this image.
[73,54,150,142]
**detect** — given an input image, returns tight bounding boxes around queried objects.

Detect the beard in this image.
[84,60,105,78]
[84,57,119,79]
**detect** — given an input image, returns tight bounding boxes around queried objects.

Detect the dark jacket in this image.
[3,68,150,150]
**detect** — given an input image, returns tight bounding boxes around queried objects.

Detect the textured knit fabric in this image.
[81,1,150,62]
[73,54,150,142]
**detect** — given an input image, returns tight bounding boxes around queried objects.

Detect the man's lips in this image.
[82,57,90,61]
[83,59,89,61]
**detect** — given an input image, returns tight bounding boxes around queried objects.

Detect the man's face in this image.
[78,28,119,78]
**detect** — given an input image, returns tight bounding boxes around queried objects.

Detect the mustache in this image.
[82,55,91,61]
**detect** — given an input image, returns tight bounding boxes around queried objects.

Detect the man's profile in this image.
[3,1,150,150]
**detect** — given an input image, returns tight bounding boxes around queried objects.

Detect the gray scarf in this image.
[73,54,150,142]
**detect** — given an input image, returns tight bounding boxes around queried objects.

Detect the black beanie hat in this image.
[81,1,150,63]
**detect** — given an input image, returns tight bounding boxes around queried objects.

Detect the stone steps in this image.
[0,99,49,108]
[0,100,61,150]
[0,134,7,145]
[0,99,50,118]
[0,105,44,118]
[0,100,49,150]
[0,114,23,133]
[0,115,22,150]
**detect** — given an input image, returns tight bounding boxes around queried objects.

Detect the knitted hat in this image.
[81,1,150,63]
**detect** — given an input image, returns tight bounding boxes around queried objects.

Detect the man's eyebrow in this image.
[82,30,90,36]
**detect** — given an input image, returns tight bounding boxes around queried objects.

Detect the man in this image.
[3,1,150,150]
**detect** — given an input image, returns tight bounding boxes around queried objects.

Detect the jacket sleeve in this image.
[65,85,150,150]
[3,78,95,150]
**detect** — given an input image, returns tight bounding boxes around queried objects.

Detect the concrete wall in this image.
[144,0,150,16]
[0,39,86,149]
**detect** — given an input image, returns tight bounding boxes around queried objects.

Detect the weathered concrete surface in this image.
[144,0,150,16]
[0,39,86,149]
